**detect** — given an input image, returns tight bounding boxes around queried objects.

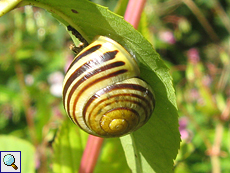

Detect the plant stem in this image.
[79,135,104,173]
[213,0,230,34]
[210,123,223,173]
[182,0,219,42]
[181,107,212,149]
[14,58,47,173]
[11,8,48,172]
[221,98,230,121]
[124,0,146,29]
[14,60,38,146]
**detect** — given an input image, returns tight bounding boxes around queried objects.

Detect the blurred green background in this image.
[0,0,230,172]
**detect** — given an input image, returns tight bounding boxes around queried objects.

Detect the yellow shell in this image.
[63,36,155,137]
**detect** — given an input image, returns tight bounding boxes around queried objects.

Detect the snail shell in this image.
[63,36,155,137]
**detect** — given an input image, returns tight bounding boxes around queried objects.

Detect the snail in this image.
[62,36,155,137]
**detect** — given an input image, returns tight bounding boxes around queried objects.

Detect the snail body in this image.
[63,36,155,137]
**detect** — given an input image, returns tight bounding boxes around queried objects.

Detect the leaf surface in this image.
[95,138,131,173]
[0,135,35,173]
[52,119,88,173]
[0,0,180,172]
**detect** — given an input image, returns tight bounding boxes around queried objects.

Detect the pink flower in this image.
[187,48,200,64]
[159,31,176,44]
[179,117,192,142]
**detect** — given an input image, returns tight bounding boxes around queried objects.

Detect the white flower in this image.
[48,71,64,97]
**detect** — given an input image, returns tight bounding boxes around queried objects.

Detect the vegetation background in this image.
[0,0,229,172]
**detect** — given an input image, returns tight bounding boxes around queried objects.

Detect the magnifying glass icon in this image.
[3,154,18,170]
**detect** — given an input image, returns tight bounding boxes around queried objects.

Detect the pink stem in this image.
[124,0,147,29]
[79,135,104,173]
[79,1,146,172]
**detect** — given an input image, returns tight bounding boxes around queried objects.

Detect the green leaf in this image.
[0,0,180,172]
[54,121,130,173]
[120,64,180,173]
[95,138,131,173]
[137,12,153,43]
[52,119,88,173]
[0,135,35,173]
[113,0,128,16]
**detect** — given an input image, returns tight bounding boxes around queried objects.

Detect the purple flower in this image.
[190,89,200,101]
[179,117,192,142]
[202,75,212,87]
[187,48,200,64]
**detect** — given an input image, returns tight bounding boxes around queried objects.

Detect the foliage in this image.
[144,0,230,172]
[0,135,35,173]
[1,0,229,173]
[1,0,180,172]
[0,5,67,172]
[0,0,180,173]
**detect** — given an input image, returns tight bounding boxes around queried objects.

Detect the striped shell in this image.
[63,36,155,137]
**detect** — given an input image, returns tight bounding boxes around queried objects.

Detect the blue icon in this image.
[3,154,18,170]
